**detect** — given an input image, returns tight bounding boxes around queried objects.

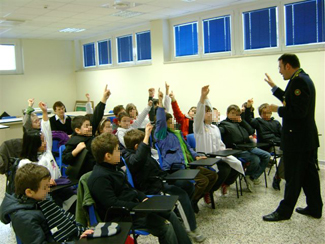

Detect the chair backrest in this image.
[120,157,135,187]
[52,139,60,153]
[0,138,23,175]
[58,145,66,170]
[65,148,88,180]
[88,204,98,226]
[186,133,196,149]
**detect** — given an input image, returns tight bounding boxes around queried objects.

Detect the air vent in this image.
[110,10,143,18]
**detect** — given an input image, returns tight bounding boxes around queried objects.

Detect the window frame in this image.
[82,42,97,69]
[0,39,24,75]
[135,30,152,62]
[97,39,112,67]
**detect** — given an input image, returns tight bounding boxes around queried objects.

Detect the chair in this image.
[186,133,196,150]
[58,145,68,176]
[65,148,88,180]
[52,139,60,163]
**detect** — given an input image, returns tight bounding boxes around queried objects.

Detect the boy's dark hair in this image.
[278,53,300,69]
[53,101,65,111]
[166,113,173,121]
[227,105,241,114]
[113,105,125,116]
[118,112,130,122]
[20,129,42,162]
[124,129,145,150]
[91,133,119,163]
[15,164,51,196]
[205,105,212,113]
[258,103,270,116]
[187,106,196,114]
[126,103,138,117]
[71,116,89,131]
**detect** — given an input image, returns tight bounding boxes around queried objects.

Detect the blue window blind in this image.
[83,43,95,67]
[98,40,112,65]
[285,0,325,46]
[174,22,198,57]
[203,15,231,54]
[136,31,151,61]
[117,35,133,63]
[243,7,277,50]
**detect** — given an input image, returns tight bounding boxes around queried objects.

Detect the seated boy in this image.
[50,101,73,135]
[62,85,111,178]
[123,125,205,242]
[88,133,192,244]
[243,99,284,190]
[0,164,93,243]
[155,89,218,213]
[194,86,244,196]
[219,104,271,191]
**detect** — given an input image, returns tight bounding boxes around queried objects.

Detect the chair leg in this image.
[264,170,268,188]
[239,175,243,196]
[235,179,239,198]
[210,191,215,209]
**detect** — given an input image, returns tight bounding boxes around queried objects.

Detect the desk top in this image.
[165,169,199,180]
[66,111,114,117]
[0,124,9,129]
[132,195,178,213]
[207,149,243,157]
[76,222,132,244]
[50,179,78,193]
[188,158,221,166]
[0,118,23,124]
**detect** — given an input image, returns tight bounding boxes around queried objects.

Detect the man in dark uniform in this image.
[262,53,323,221]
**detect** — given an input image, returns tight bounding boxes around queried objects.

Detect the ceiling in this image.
[0,0,255,40]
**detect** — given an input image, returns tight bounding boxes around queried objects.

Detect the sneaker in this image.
[272,176,281,190]
[221,184,229,195]
[253,178,261,185]
[204,193,211,204]
[245,176,254,193]
[188,229,206,243]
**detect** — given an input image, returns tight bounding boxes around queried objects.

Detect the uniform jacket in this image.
[273,69,319,152]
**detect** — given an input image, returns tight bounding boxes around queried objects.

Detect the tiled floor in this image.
[1,165,324,244]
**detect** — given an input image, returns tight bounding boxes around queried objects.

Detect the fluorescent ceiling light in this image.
[110,11,143,18]
[59,28,86,33]
[182,0,196,2]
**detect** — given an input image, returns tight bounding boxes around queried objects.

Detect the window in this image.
[174,22,198,57]
[136,31,151,61]
[243,7,277,50]
[83,43,96,67]
[203,15,231,54]
[285,0,325,46]
[98,40,112,65]
[117,35,133,63]
[0,44,16,71]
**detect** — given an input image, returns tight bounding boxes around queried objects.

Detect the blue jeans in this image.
[236,148,270,179]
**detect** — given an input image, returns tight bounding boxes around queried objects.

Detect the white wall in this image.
[0,39,77,116]
[75,21,325,161]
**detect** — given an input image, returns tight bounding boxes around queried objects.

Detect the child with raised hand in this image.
[22,98,41,132]
[116,100,152,148]
[125,102,150,128]
[194,85,244,196]
[62,85,111,178]
[155,88,218,213]
[0,164,94,243]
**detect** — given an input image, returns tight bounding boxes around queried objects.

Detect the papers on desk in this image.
[0,124,9,129]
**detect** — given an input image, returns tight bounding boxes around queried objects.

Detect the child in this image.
[194,85,244,196]
[0,164,93,243]
[22,98,41,132]
[112,105,125,132]
[88,133,192,244]
[62,85,111,178]
[243,99,284,190]
[126,103,150,128]
[96,118,113,135]
[49,101,73,135]
[155,88,218,213]
[219,104,271,192]
[169,90,196,137]
[116,100,152,148]
[123,126,206,242]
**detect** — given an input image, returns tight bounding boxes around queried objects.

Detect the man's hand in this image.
[264,73,276,88]
[165,82,170,96]
[148,88,155,97]
[247,98,253,108]
[39,102,47,113]
[269,104,278,112]
[169,91,176,102]
[28,98,34,107]
[101,85,111,103]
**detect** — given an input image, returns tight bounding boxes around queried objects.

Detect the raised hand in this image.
[102,84,111,103]
[145,122,153,136]
[148,88,155,97]
[264,73,276,88]
[38,102,47,112]
[85,93,90,102]
[28,98,35,107]
[201,85,210,97]
[158,88,163,100]
[247,98,254,108]
[165,82,170,96]
[169,91,176,102]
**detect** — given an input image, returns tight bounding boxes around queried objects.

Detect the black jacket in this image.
[123,142,167,195]
[218,118,255,148]
[62,101,106,176]
[244,108,282,144]
[273,69,319,152]
[50,115,73,135]
[87,163,147,221]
